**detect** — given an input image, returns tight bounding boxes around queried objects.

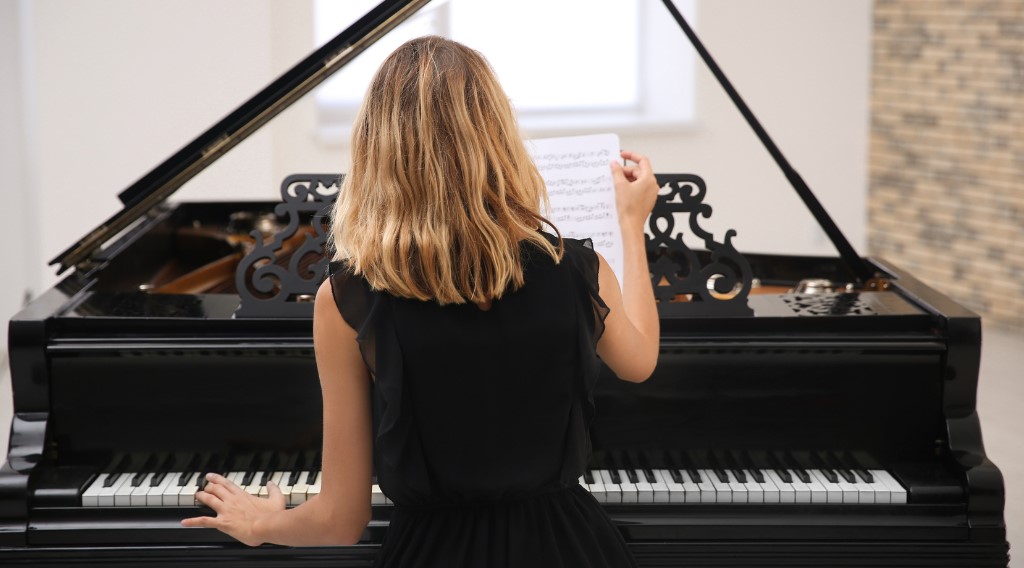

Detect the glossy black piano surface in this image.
[1,0,1009,566]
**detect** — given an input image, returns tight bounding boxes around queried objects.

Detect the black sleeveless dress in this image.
[328,233,637,568]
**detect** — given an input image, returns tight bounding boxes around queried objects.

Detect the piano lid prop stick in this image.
[658,0,875,284]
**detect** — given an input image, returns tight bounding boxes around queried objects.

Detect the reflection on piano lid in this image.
[1,1,1008,567]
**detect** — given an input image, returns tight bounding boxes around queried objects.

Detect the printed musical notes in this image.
[527,133,624,286]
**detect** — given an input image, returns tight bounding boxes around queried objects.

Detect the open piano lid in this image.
[49,0,432,275]
[52,0,873,285]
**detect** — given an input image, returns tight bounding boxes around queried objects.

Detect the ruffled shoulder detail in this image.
[328,260,378,376]
[559,237,610,346]
[542,235,612,478]
[326,261,431,497]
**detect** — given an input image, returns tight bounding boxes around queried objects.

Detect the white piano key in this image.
[372,483,387,505]
[836,474,859,504]
[755,470,780,503]
[866,471,891,503]
[850,473,875,504]
[277,472,296,503]
[227,471,246,486]
[259,471,284,498]
[799,471,826,503]
[130,473,157,506]
[98,473,131,507]
[874,470,907,504]
[741,470,765,503]
[766,470,795,503]
[597,470,621,504]
[703,469,732,503]
[147,473,176,506]
[114,474,139,507]
[809,469,843,504]
[648,470,670,503]
[616,469,638,503]
[724,470,748,503]
[161,473,188,506]
[741,470,765,501]
[82,474,110,507]
[290,471,311,505]
[308,472,322,499]
[693,470,717,503]
[587,471,607,503]
[244,471,265,496]
[178,473,201,506]
[632,470,654,503]
[652,470,679,503]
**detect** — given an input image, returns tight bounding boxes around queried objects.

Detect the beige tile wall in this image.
[870,0,1024,330]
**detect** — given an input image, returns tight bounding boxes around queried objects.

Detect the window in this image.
[314,0,696,140]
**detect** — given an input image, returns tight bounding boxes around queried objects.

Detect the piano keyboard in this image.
[80,450,906,507]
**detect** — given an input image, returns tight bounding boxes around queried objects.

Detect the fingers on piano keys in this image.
[81,449,906,508]
[80,450,397,508]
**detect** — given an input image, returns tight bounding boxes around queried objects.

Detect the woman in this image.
[182,35,660,567]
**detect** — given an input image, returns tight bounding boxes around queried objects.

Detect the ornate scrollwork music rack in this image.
[234,174,340,318]
[648,174,753,317]
[235,172,754,318]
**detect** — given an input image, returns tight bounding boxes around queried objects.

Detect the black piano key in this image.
[198,453,228,492]
[839,451,874,483]
[835,467,855,484]
[784,451,812,484]
[241,452,263,487]
[721,451,747,483]
[620,453,640,484]
[131,454,159,487]
[678,450,703,484]
[603,452,623,485]
[103,454,132,488]
[609,469,622,485]
[705,452,729,484]
[583,470,595,485]
[636,452,658,483]
[240,471,257,486]
[289,453,307,486]
[853,468,874,483]
[149,453,175,487]
[766,452,793,484]
[662,451,684,484]
[305,451,322,485]
[738,452,764,483]
[825,451,857,484]
[809,452,838,484]
[178,453,203,487]
[260,453,281,487]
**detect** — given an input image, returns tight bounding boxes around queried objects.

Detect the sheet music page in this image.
[527,133,624,288]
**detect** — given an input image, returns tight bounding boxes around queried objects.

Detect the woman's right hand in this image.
[609,150,660,232]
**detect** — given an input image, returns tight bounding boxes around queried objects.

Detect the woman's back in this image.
[329,234,633,567]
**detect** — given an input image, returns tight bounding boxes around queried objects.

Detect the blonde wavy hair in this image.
[330,35,562,305]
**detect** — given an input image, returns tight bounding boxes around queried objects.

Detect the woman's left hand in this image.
[180,472,286,546]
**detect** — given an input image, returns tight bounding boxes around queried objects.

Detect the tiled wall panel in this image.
[870,0,1024,329]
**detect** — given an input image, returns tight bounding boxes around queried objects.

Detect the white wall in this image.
[16,0,873,292]
[0,1,32,350]
[636,0,871,257]
[2,0,872,450]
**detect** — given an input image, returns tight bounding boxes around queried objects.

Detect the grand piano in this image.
[1,0,1010,566]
